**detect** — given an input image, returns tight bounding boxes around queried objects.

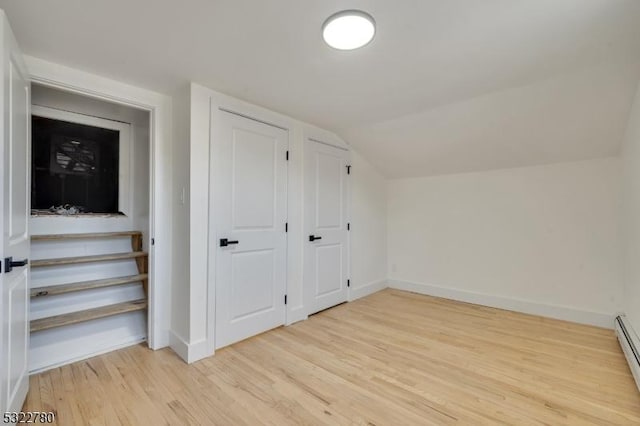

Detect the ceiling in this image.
[2,0,640,178]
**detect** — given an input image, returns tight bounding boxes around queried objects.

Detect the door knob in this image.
[4,257,29,273]
[220,238,239,247]
[309,235,323,242]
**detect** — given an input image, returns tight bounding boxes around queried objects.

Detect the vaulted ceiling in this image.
[2,0,640,177]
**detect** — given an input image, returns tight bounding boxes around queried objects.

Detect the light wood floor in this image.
[24,289,640,425]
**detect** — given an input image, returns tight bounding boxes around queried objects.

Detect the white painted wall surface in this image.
[344,62,640,178]
[622,81,640,334]
[169,85,190,346]
[349,150,388,300]
[388,158,623,328]
[29,85,151,371]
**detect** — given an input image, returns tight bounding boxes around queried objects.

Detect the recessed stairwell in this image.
[30,231,148,333]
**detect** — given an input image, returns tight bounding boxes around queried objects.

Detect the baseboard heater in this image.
[615,315,640,392]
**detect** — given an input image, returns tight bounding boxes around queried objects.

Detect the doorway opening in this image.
[28,83,152,373]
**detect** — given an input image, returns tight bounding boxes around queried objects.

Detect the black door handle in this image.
[309,235,323,242]
[4,257,29,273]
[220,238,239,247]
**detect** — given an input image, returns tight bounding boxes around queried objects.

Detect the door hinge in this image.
[151,238,155,246]
[284,295,288,305]
[347,223,350,231]
[347,165,351,175]
[285,222,288,233]
[286,150,289,161]
[347,279,350,287]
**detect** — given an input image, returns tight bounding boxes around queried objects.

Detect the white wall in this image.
[343,62,640,178]
[622,81,640,334]
[388,158,623,328]
[349,150,388,299]
[29,84,150,371]
[170,85,190,346]
[169,84,211,362]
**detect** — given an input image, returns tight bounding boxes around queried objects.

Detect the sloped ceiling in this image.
[1,0,640,177]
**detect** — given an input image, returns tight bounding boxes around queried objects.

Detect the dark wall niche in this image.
[32,116,120,214]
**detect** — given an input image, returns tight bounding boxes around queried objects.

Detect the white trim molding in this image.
[286,306,308,326]
[615,315,640,392]
[169,332,210,364]
[349,279,388,301]
[389,279,615,329]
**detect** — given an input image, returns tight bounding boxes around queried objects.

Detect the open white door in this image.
[0,10,30,414]
[303,138,349,315]
[213,110,288,349]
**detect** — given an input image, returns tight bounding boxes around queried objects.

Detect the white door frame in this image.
[23,56,173,349]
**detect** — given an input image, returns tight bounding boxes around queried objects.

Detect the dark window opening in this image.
[31,116,120,214]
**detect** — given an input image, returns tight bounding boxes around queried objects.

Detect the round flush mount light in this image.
[322,10,376,50]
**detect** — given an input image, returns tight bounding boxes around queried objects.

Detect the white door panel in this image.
[214,110,288,349]
[5,270,27,408]
[1,11,30,414]
[230,249,275,321]
[315,244,343,297]
[232,128,277,229]
[304,139,349,315]
[316,153,343,229]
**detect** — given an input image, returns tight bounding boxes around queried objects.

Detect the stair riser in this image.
[30,300,148,332]
[30,231,149,333]
[32,252,148,268]
[32,231,143,241]
[31,274,148,298]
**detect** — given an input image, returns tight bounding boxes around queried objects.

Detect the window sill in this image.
[31,211,125,218]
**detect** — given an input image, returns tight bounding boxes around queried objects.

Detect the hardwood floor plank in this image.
[22,289,640,425]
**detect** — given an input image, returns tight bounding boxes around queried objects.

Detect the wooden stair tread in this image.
[31,231,142,241]
[32,251,147,268]
[31,274,148,297]
[30,299,148,332]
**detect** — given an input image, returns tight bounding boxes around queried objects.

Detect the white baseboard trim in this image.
[389,279,614,329]
[169,332,189,361]
[349,279,388,301]
[149,329,171,350]
[615,315,640,392]
[30,335,146,375]
[286,306,308,326]
[169,332,212,364]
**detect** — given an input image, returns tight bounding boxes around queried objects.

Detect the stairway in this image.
[30,231,148,333]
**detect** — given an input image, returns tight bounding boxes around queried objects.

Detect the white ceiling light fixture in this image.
[322,10,376,50]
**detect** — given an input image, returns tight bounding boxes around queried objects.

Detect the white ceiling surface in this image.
[2,0,640,178]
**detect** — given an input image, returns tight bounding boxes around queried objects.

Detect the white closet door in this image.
[1,11,30,414]
[213,110,288,349]
[304,139,349,316]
